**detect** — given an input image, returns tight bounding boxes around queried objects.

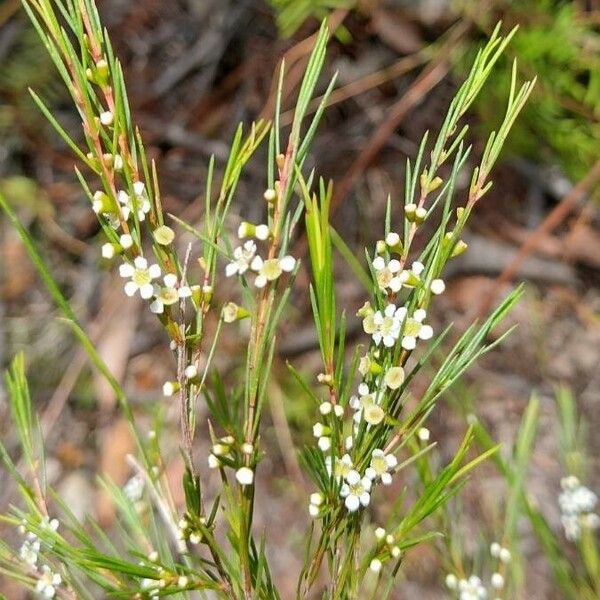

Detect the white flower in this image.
[363,304,403,347]
[372,256,403,293]
[558,476,599,540]
[226,241,257,277]
[326,453,353,481]
[397,307,433,350]
[208,454,220,469]
[365,449,397,485]
[36,565,62,598]
[119,257,161,299]
[458,575,487,600]
[19,538,40,566]
[235,467,254,486]
[340,470,372,512]
[430,278,446,295]
[150,273,191,314]
[369,558,382,573]
[250,255,296,288]
[118,188,150,222]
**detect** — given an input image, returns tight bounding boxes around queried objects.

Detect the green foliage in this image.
[0,1,534,598]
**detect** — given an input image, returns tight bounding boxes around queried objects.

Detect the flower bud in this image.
[154,225,175,246]
[263,188,277,203]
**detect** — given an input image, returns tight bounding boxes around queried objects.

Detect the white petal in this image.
[381,473,392,485]
[419,325,433,340]
[140,283,154,299]
[383,335,395,348]
[384,304,397,317]
[394,306,407,321]
[359,492,371,506]
[225,262,239,277]
[345,495,360,512]
[401,336,416,350]
[134,256,147,269]
[124,281,138,296]
[148,264,161,279]
[164,273,178,288]
[413,308,426,322]
[250,255,263,271]
[346,470,360,485]
[372,333,382,346]
[254,275,267,288]
[365,467,376,480]
[150,300,164,314]
[119,263,134,278]
[178,286,192,298]
[386,454,398,468]
[340,484,350,497]
[358,383,369,396]
[279,255,296,272]
[133,181,145,196]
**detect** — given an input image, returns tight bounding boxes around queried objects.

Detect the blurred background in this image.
[1,0,599,598]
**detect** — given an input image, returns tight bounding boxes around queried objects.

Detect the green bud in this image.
[451,239,468,257]
[356,301,374,318]
[154,225,175,246]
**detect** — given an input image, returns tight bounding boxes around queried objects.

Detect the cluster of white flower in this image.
[225,222,296,288]
[17,518,62,598]
[446,574,488,600]
[370,527,402,571]
[177,516,205,545]
[206,435,255,488]
[362,303,434,350]
[558,475,600,541]
[444,543,510,599]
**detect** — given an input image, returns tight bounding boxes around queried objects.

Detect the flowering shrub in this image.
[0,1,540,598]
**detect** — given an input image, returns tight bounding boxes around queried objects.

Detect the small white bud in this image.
[374,527,386,540]
[369,558,382,573]
[445,574,458,590]
[101,243,116,259]
[490,542,501,557]
[391,545,401,558]
[241,443,254,455]
[148,551,158,562]
[235,467,254,486]
[184,365,198,380]
[430,278,446,295]
[162,381,179,397]
[310,493,323,506]
[178,576,189,588]
[189,533,201,544]
[263,188,277,202]
[100,110,114,126]
[119,233,133,249]
[385,232,400,247]
[417,428,430,442]
[319,402,332,415]
[499,548,511,563]
[491,573,504,589]
[113,154,124,171]
[318,437,331,452]
[333,405,344,418]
